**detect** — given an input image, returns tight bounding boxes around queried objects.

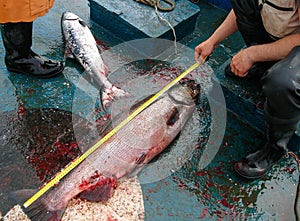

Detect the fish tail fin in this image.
[101,85,129,107]
[11,189,66,221]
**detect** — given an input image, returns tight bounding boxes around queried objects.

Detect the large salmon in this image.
[61,11,126,106]
[14,80,200,221]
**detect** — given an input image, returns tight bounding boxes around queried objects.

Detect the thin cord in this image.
[154,4,177,52]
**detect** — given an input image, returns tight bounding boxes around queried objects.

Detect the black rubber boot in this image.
[234,122,298,179]
[1,22,64,78]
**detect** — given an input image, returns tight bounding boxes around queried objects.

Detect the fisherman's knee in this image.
[262,69,291,99]
[262,46,300,107]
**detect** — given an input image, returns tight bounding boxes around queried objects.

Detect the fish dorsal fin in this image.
[129,94,155,113]
[63,44,74,61]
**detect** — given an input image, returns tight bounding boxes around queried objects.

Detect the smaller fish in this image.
[61,12,127,106]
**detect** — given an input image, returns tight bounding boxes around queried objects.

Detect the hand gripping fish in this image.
[13,80,200,221]
[61,12,127,106]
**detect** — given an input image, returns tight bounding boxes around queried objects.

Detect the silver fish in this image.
[15,81,200,221]
[61,11,126,106]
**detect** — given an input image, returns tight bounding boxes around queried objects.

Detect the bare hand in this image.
[230,47,255,77]
[194,39,216,64]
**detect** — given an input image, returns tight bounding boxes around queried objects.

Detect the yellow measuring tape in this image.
[23,61,202,208]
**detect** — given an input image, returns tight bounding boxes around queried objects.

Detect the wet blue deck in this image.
[90,0,200,41]
[0,0,299,220]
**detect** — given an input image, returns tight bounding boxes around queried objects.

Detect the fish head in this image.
[177,79,201,103]
[61,12,88,31]
[61,11,79,35]
[166,80,200,123]
[61,11,90,44]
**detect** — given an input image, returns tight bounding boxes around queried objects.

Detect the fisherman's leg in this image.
[234,46,300,179]
[0,22,63,78]
[226,0,275,79]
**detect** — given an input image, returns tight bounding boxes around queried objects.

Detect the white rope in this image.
[154,4,177,52]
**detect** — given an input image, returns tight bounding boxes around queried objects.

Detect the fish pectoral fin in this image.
[63,45,74,61]
[96,44,104,54]
[11,189,66,221]
[166,107,180,126]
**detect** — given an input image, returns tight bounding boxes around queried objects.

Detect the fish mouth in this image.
[62,11,79,21]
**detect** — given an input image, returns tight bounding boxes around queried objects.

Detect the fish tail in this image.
[101,85,128,107]
[11,189,66,221]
